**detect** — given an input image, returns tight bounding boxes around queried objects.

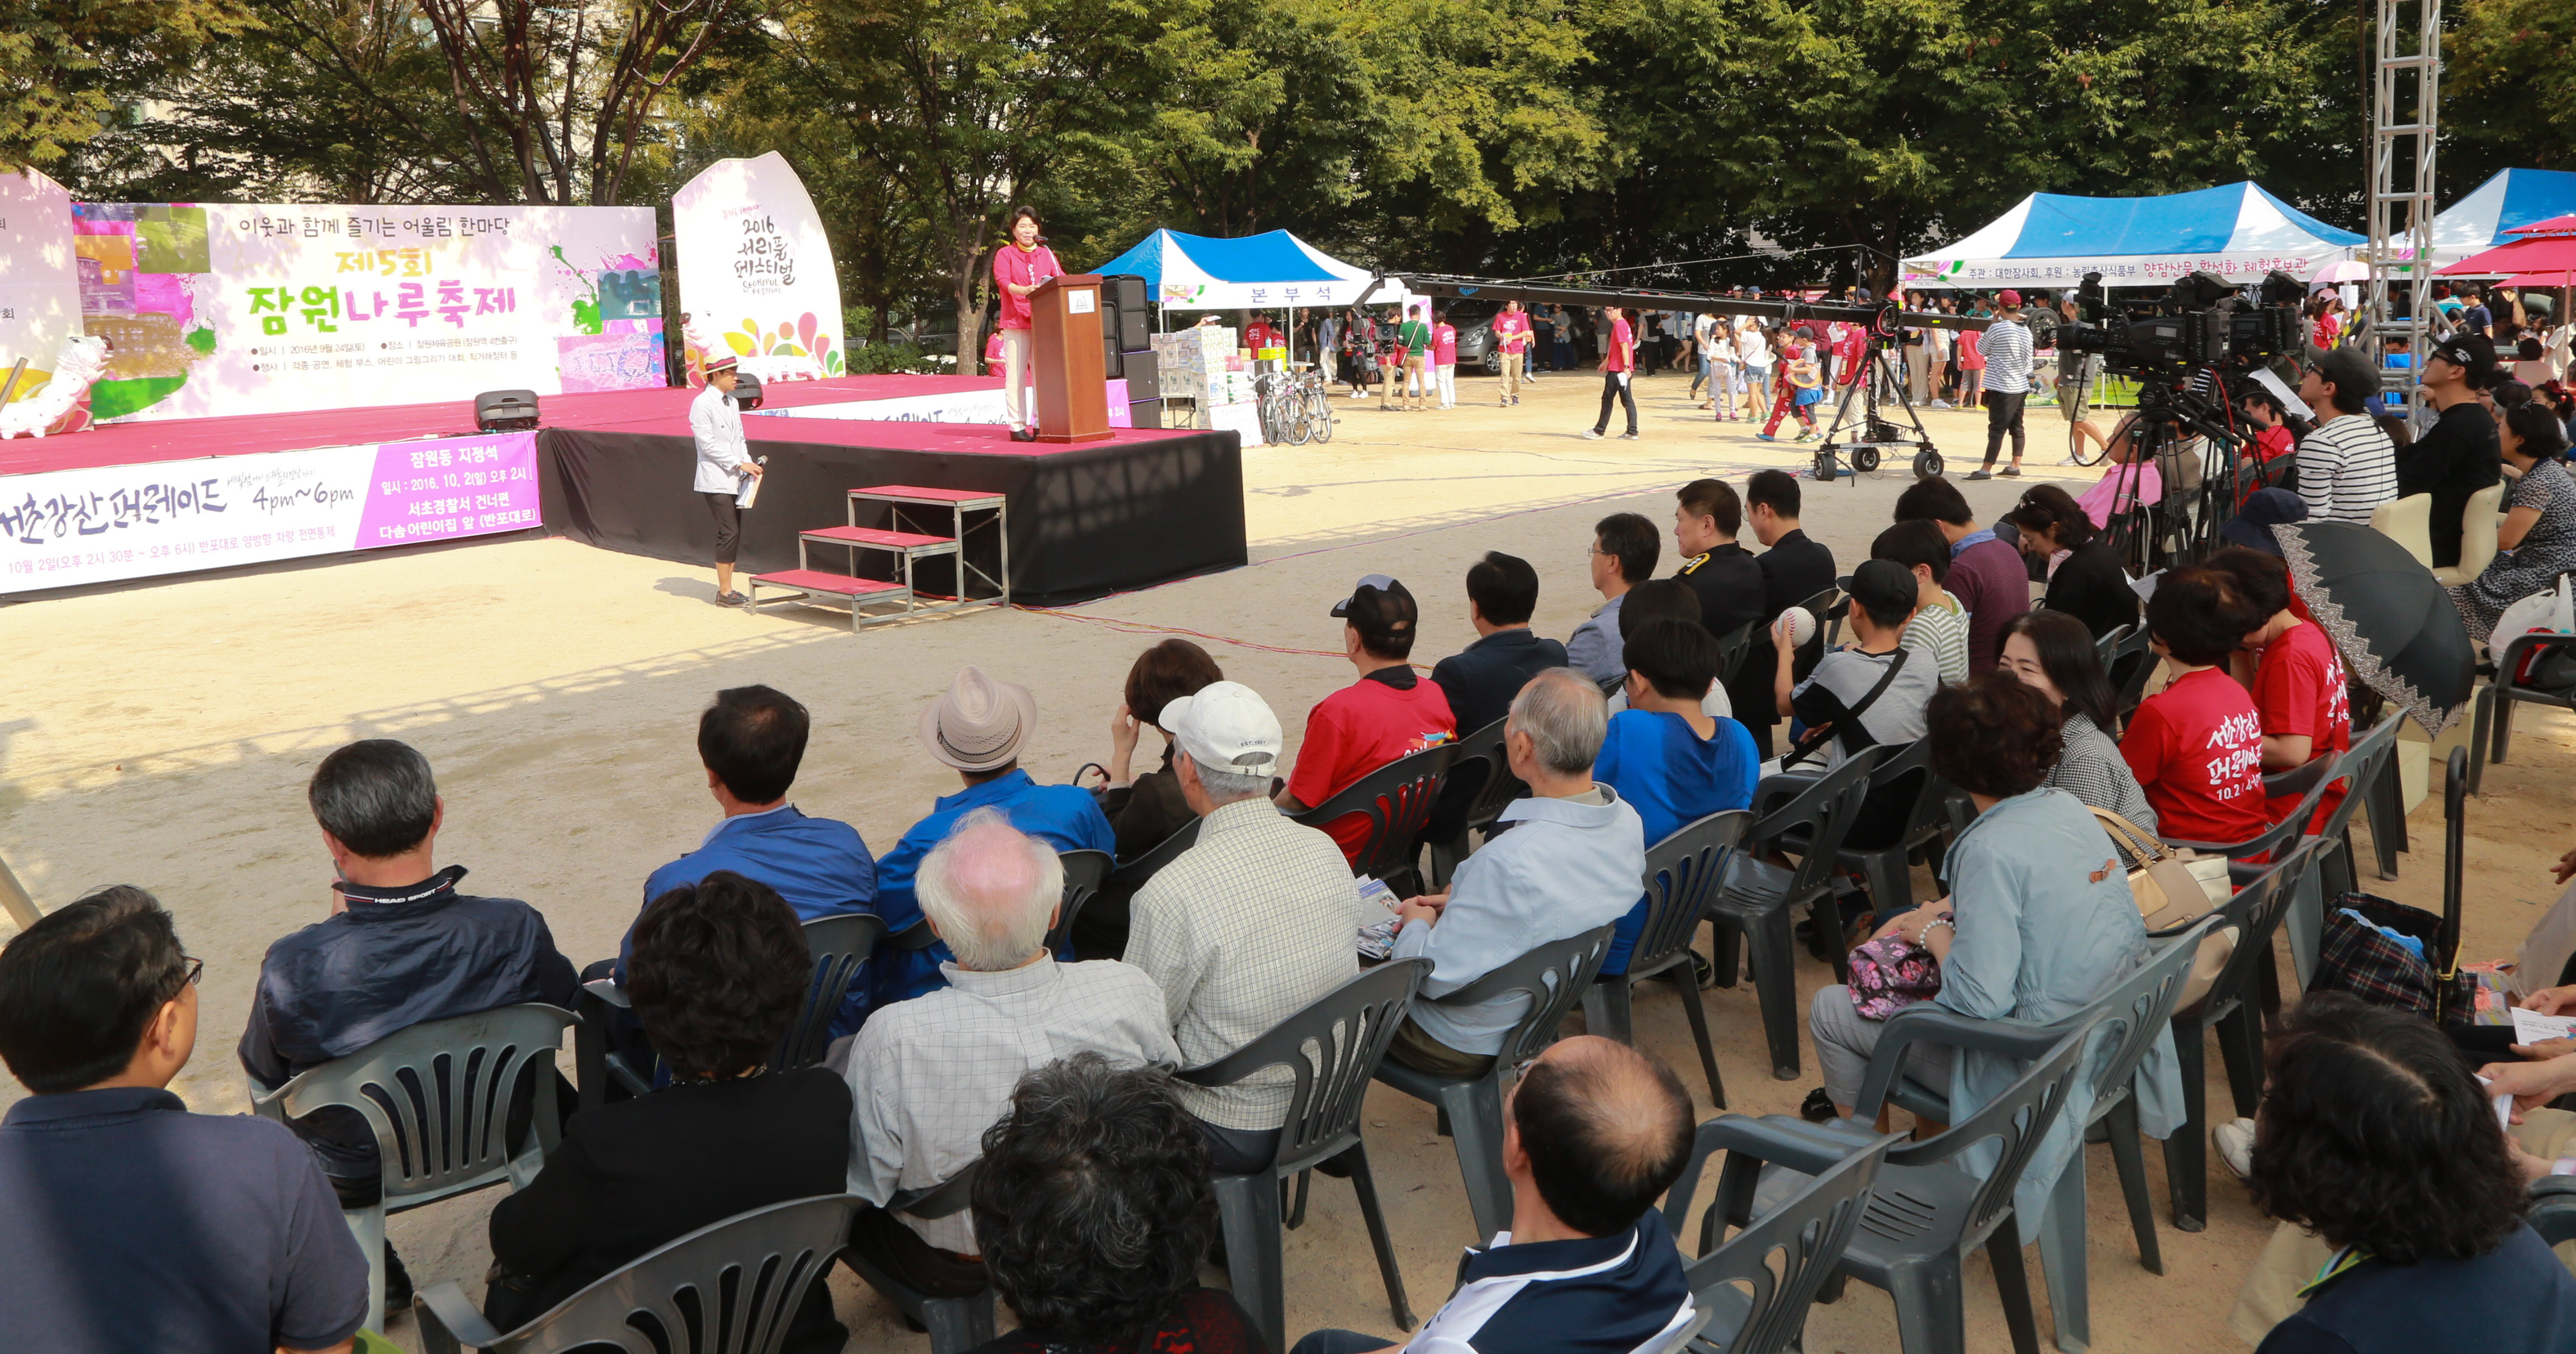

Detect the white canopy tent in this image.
[1901,182,2362,291]
[1092,229,1417,313]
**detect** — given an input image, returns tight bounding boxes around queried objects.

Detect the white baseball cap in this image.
[1160,681,1282,776]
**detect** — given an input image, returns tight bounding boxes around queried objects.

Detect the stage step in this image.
[844,484,1012,612]
[800,525,958,555]
[749,569,908,599]
[851,484,1007,510]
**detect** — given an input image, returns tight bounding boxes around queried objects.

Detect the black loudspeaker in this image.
[732,372,765,409]
[1106,274,1148,314]
[1119,308,1151,351]
[475,388,539,432]
[1118,349,1158,401]
[1128,397,1162,430]
[1103,332,1123,380]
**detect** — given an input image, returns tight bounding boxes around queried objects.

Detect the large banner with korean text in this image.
[72,203,663,423]
[1,431,539,593]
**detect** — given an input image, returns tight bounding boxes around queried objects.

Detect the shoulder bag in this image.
[2089,808,2233,1009]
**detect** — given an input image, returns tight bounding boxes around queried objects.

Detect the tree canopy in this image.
[10,0,2535,334]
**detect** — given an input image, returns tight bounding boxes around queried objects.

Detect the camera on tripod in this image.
[2053,269,2305,380]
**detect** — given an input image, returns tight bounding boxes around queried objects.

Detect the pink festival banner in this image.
[1,430,541,593]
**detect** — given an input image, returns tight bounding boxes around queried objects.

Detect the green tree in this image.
[1,0,252,173]
[767,0,1172,352]
[2445,0,2576,190]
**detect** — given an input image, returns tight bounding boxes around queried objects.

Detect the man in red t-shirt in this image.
[2122,565,2270,847]
[1245,313,1281,351]
[1584,307,1639,440]
[2209,548,2352,829]
[1278,574,1458,863]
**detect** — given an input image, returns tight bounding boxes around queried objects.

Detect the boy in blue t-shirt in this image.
[1592,617,1758,973]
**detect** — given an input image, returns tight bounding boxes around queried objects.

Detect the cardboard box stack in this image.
[1150,326,1254,408]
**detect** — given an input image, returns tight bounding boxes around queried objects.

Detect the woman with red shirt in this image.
[991,206,1062,442]
[2207,547,2352,829]
[2121,565,2271,848]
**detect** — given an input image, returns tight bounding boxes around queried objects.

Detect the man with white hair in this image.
[1124,681,1366,1171]
[834,808,1177,1296]
[1386,669,1647,1076]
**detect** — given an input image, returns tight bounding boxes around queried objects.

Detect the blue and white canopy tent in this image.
[2431,169,2576,267]
[1901,182,2362,291]
[1093,229,1417,313]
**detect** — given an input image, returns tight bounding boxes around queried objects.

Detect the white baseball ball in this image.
[1777,605,1819,649]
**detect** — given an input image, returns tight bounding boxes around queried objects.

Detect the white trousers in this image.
[1436,364,1456,406]
[1002,328,1033,428]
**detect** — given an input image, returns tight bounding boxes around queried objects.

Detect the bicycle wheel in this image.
[1309,386,1335,443]
[1283,385,1313,446]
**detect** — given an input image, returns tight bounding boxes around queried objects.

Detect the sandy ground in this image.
[5,366,2574,1353]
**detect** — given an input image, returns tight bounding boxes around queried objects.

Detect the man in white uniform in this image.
[690,354,762,605]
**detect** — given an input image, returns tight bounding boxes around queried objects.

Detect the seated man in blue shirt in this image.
[874,665,1115,1007]
[1287,1036,1698,1354]
[1387,669,1646,1077]
[1593,617,1758,975]
[3,887,370,1354]
[615,684,877,1034]
[240,738,578,1306]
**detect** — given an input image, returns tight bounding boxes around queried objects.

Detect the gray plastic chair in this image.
[415,1194,858,1353]
[1706,751,1879,1079]
[2104,626,2156,727]
[1046,848,1113,955]
[2279,716,2402,984]
[2469,631,2576,795]
[1291,741,1457,896]
[1373,922,1617,1241]
[1844,917,2219,1353]
[579,912,885,1109]
[1077,818,1204,955]
[2163,841,2321,1233]
[2532,1177,2576,1247]
[1427,717,1525,888]
[1712,619,1760,688]
[1830,738,1954,916]
[1660,1120,1903,1354]
[1178,959,1427,1354]
[842,1166,996,1353]
[1583,808,1753,1106]
[252,1003,577,1332]
[1690,1027,2095,1354]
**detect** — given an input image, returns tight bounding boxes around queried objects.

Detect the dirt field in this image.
[5,366,2572,1353]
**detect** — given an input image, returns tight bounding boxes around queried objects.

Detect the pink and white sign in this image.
[1,430,539,593]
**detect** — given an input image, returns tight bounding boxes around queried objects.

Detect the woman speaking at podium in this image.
[992,206,1063,442]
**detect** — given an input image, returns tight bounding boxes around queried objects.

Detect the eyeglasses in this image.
[166,956,203,1000]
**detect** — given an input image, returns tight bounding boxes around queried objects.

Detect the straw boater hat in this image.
[918,666,1039,772]
[704,354,738,375]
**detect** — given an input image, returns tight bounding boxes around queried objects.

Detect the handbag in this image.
[1847,921,1947,1021]
[2089,808,2234,1009]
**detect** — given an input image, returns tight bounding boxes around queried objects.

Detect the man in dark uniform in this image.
[1669,479,1768,751]
[1742,468,1840,757]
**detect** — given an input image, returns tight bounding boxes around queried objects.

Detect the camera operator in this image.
[1966,290,2035,480]
[2400,334,2508,569]
[2054,293,2109,463]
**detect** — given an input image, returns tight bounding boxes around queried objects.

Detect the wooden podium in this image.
[1029,272,1112,443]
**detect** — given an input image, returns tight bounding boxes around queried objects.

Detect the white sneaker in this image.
[1581,429,1605,439]
[2214,1118,2255,1180]
[1929,399,1950,409]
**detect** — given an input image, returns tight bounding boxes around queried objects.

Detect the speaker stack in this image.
[1100,274,1159,429]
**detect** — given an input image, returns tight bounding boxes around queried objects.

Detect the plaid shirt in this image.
[1126,798,1366,1130]
[836,956,1177,1254]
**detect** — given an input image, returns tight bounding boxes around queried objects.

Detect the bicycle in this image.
[1294,365,1334,443]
